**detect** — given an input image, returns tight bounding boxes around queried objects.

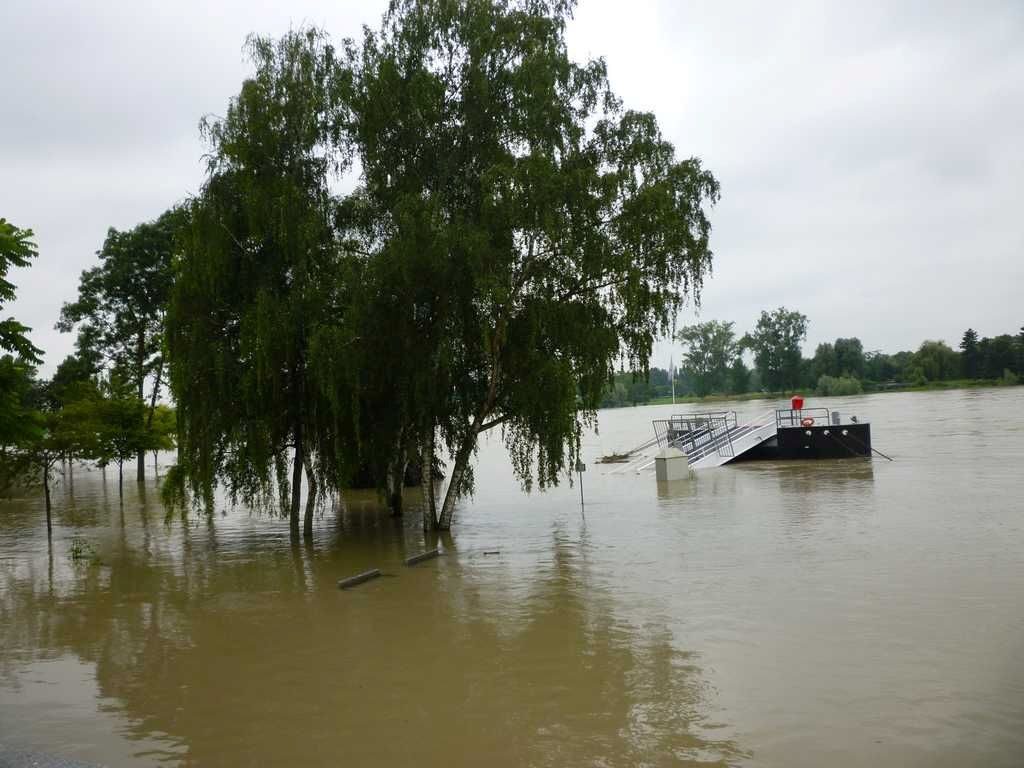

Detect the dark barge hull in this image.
[651,407,874,469]
[734,423,872,462]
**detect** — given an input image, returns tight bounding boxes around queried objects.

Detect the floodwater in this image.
[2,389,1023,767]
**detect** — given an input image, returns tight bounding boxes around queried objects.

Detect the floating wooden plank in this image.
[337,568,382,589]
[404,548,440,566]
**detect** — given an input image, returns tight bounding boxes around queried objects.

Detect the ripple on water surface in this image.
[2,388,1024,766]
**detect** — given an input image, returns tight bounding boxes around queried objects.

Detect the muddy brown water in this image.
[2,389,1023,766]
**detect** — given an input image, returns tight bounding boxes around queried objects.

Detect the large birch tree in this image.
[341,0,719,529]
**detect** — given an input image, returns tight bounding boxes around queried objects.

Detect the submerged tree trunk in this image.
[118,459,124,496]
[421,433,437,531]
[437,436,475,531]
[290,429,304,536]
[143,360,164,480]
[43,468,52,538]
[436,333,504,531]
[303,454,316,540]
[137,330,147,482]
[385,445,407,517]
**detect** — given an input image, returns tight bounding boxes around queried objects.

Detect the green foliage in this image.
[677,321,739,396]
[815,374,863,397]
[864,350,898,383]
[979,334,1017,380]
[68,537,102,564]
[1,351,162,527]
[148,404,176,453]
[58,209,181,392]
[811,337,864,384]
[0,364,79,528]
[340,0,718,528]
[92,390,149,478]
[599,368,676,407]
[58,208,184,481]
[0,355,40,448]
[0,218,42,363]
[913,340,959,382]
[959,328,980,378]
[811,342,837,381]
[741,307,808,392]
[166,29,356,528]
[834,337,865,378]
[1017,326,1024,374]
[48,354,100,406]
[167,6,719,531]
[727,357,751,395]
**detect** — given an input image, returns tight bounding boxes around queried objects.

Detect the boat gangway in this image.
[611,398,875,476]
[611,409,777,473]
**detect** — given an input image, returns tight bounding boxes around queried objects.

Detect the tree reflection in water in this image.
[0,477,746,767]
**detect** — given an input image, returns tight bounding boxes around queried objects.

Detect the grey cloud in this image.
[2,0,1021,374]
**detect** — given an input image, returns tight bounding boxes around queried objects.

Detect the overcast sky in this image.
[2,0,1022,374]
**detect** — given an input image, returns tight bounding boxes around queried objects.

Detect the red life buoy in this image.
[801,417,815,427]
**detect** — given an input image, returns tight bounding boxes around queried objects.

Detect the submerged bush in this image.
[816,374,863,397]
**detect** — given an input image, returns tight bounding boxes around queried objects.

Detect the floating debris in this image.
[337,569,382,589]
[595,452,632,464]
[404,548,440,566]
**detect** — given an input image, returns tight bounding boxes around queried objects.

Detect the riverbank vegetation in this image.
[1,221,176,535]
[601,310,1023,407]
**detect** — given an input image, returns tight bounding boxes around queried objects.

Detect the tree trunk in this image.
[435,326,504,531]
[43,468,52,538]
[437,436,475,531]
[421,433,437,531]
[144,360,164,480]
[137,330,147,482]
[290,432,303,536]
[146,360,163,430]
[385,448,407,517]
[118,459,124,496]
[303,453,316,540]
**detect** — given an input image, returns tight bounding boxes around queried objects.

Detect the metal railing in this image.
[631,408,780,473]
[652,412,737,453]
[776,408,830,428]
[685,409,777,468]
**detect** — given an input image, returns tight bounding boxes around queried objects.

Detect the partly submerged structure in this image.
[616,397,872,474]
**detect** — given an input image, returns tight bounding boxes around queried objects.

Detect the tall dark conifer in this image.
[960,328,980,378]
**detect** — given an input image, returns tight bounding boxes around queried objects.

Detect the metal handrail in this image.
[643,408,780,471]
[688,409,776,468]
[776,408,830,428]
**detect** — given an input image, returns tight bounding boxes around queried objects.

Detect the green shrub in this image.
[816,374,863,396]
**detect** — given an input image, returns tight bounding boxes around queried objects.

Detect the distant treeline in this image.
[602,307,1024,407]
